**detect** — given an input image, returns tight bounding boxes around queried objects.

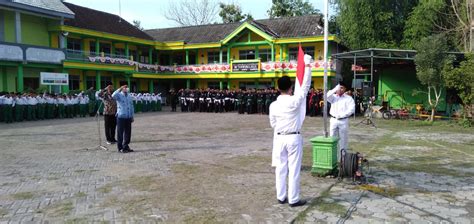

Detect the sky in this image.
[63,0,332,30]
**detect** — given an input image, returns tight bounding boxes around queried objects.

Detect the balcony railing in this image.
[65,51,336,74]
[0,41,65,64]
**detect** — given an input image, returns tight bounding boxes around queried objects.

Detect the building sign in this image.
[351,64,368,72]
[40,72,69,86]
[232,61,259,72]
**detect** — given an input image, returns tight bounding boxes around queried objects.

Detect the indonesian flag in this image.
[296,44,305,87]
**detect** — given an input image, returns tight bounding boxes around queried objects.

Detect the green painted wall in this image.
[21,13,50,46]
[378,66,446,111]
[2,67,17,92]
[3,10,15,42]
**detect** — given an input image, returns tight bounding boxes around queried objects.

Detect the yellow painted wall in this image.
[139,79,148,92]
[250,32,265,41]
[51,34,59,48]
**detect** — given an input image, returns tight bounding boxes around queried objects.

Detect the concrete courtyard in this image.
[0,109,473,223]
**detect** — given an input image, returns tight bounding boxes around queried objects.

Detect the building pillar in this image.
[255,79,259,89]
[62,69,69,93]
[219,48,223,64]
[95,71,101,90]
[271,79,275,88]
[284,44,288,61]
[125,43,130,58]
[149,79,154,93]
[195,49,199,64]
[95,39,100,56]
[255,46,259,60]
[185,50,189,65]
[2,67,7,91]
[279,45,283,62]
[59,18,66,49]
[169,52,173,65]
[219,80,223,90]
[111,43,115,55]
[148,48,153,64]
[227,79,231,90]
[80,70,86,90]
[227,46,231,63]
[17,64,23,92]
[136,47,140,63]
[126,76,131,87]
[14,11,21,43]
[271,43,275,61]
[186,79,191,89]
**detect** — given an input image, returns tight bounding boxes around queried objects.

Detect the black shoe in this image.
[124,147,134,152]
[278,198,288,204]
[289,200,307,207]
[118,149,128,153]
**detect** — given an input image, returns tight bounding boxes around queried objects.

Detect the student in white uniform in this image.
[326,82,355,161]
[269,54,312,207]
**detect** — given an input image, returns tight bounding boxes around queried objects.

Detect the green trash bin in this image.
[310,136,339,176]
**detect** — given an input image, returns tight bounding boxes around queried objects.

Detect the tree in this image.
[132,20,144,30]
[219,2,253,23]
[444,53,474,120]
[165,0,219,26]
[414,34,452,122]
[402,0,473,52]
[333,0,418,50]
[267,0,321,18]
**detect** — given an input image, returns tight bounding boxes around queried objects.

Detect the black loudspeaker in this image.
[362,82,372,97]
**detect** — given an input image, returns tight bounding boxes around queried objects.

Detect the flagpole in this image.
[323,0,329,137]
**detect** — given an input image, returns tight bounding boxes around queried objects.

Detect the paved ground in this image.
[0,108,472,223]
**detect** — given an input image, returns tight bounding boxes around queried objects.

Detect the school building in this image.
[0,1,342,94]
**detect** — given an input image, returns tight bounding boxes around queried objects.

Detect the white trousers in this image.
[329,117,349,160]
[273,134,303,204]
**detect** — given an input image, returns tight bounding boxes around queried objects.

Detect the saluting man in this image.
[112,85,135,153]
[326,82,355,161]
[269,54,312,207]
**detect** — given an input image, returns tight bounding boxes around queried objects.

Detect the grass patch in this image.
[0,208,8,217]
[316,200,347,216]
[182,209,219,224]
[96,184,113,194]
[127,175,160,192]
[45,201,74,217]
[11,192,35,200]
[294,185,335,222]
[65,218,88,224]
[385,162,471,178]
[75,192,87,198]
[357,184,405,198]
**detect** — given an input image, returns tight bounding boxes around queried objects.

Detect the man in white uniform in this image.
[326,82,355,161]
[269,54,312,207]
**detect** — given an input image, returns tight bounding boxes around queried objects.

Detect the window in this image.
[129,50,137,60]
[86,76,96,89]
[289,47,315,61]
[100,43,111,55]
[89,41,96,55]
[207,51,219,64]
[239,50,255,60]
[115,48,125,57]
[259,49,271,62]
[69,75,80,90]
[101,76,112,89]
[207,82,227,89]
[67,38,82,52]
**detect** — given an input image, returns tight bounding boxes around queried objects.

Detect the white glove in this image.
[304,54,312,65]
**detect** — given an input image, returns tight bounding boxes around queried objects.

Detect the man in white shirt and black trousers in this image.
[326,82,355,161]
[269,54,312,207]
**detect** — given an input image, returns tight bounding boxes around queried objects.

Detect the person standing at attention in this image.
[100,85,118,145]
[269,54,312,207]
[112,85,135,153]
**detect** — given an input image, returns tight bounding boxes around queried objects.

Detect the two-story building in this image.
[0,1,341,94]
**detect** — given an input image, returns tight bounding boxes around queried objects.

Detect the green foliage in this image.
[132,20,143,31]
[402,0,447,49]
[443,53,474,119]
[414,34,449,87]
[414,34,453,121]
[334,0,418,50]
[218,2,252,23]
[267,0,321,19]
